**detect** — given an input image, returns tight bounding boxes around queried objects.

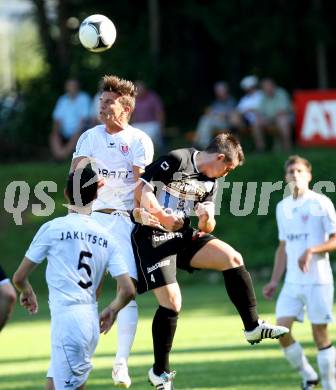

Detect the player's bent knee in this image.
[169,297,182,313]
[233,251,244,266]
[226,251,244,268]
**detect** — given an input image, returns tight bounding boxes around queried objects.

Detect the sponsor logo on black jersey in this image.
[164,179,212,201]
[152,231,183,242]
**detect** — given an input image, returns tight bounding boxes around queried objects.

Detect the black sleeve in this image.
[140,151,182,189]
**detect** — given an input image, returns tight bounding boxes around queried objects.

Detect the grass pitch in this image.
[1,282,333,390]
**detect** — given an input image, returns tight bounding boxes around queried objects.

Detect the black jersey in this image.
[140,148,217,218]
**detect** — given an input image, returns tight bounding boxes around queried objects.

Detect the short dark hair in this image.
[205,133,245,166]
[101,75,136,115]
[284,155,312,172]
[66,167,98,207]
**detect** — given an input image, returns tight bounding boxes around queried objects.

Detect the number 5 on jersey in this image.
[78,250,93,289]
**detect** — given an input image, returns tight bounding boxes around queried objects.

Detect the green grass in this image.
[1,149,336,388]
[1,283,334,389]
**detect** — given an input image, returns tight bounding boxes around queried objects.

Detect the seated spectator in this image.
[49,79,91,161]
[195,81,236,148]
[231,75,264,152]
[131,81,165,150]
[257,78,292,151]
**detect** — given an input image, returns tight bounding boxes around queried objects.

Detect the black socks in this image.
[152,305,178,376]
[223,265,259,331]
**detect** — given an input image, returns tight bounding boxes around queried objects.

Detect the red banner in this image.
[294,90,336,146]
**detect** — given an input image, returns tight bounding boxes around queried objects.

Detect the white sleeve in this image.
[73,130,92,159]
[276,203,286,241]
[107,241,129,277]
[132,136,154,169]
[25,222,52,263]
[321,197,336,235]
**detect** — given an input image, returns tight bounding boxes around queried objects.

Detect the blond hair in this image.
[284,155,312,172]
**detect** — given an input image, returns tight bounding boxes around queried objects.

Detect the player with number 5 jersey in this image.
[13,168,135,390]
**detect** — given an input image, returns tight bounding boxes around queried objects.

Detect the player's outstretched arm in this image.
[135,180,184,231]
[99,274,135,334]
[132,208,163,229]
[263,241,287,300]
[298,232,336,272]
[13,257,39,315]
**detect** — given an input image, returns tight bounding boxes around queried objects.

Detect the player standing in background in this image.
[71,75,154,388]
[263,155,336,390]
[13,167,135,390]
[132,133,289,389]
[0,265,16,331]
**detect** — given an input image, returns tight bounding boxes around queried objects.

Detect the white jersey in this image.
[73,124,154,211]
[276,190,336,285]
[25,213,128,313]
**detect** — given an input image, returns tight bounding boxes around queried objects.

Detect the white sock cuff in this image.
[283,341,302,354]
[318,345,335,358]
[126,300,137,308]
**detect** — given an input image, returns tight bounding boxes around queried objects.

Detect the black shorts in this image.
[0,265,8,283]
[131,225,215,294]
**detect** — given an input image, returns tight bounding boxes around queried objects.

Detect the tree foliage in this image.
[3,0,336,159]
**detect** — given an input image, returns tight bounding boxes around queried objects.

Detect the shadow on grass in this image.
[0,354,310,389]
[0,340,318,365]
[8,282,278,325]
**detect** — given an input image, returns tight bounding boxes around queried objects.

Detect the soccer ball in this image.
[79,14,116,53]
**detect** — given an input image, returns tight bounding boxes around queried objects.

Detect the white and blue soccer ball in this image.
[79,14,116,53]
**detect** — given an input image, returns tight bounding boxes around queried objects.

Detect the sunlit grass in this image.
[1,283,334,389]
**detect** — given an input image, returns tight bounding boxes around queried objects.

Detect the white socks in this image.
[283,342,318,382]
[317,346,336,390]
[115,300,138,363]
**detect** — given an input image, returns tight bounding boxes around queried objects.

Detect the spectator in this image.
[131,81,165,150]
[257,78,293,151]
[195,81,236,148]
[231,75,264,152]
[49,79,91,161]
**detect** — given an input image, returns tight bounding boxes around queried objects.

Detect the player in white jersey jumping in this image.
[13,167,135,390]
[263,155,336,390]
[71,75,154,388]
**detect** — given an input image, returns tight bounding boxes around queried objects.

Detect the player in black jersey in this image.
[131,133,289,389]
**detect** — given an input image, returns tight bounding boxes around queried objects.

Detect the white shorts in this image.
[276,283,334,324]
[47,305,99,389]
[92,211,137,280]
